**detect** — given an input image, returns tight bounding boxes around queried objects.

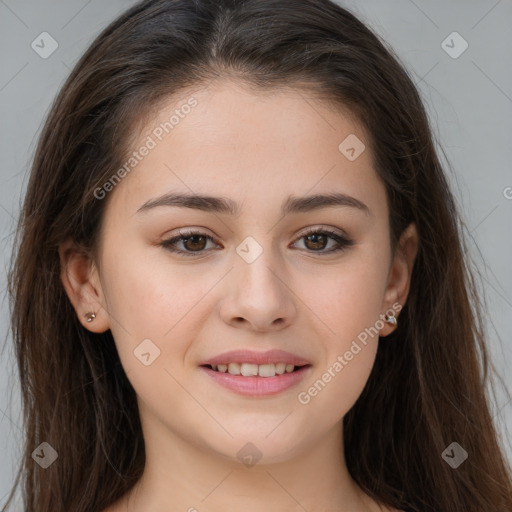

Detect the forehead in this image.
[153,79,367,151]
[105,79,384,220]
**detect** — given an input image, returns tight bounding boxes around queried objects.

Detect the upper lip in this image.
[200,349,311,367]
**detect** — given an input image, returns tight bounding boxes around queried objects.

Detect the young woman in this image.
[4,0,512,511]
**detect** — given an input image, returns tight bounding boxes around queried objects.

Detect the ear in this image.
[58,239,110,333]
[379,222,418,337]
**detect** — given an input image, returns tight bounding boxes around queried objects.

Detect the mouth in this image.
[201,362,310,377]
[198,362,312,397]
[198,349,312,396]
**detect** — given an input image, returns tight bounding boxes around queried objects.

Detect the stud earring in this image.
[384,310,397,326]
[84,312,96,323]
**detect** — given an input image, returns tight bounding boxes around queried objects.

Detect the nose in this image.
[219,254,297,333]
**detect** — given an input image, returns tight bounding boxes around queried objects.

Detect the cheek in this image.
[100,253,211,422]
[298,343,377,436]
[307,247,389,344]
[99,243,215,375]
[294,250,388,419]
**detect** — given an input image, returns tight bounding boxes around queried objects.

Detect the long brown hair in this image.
[4,0,512,511]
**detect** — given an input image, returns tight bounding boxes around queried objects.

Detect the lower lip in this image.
[199,365,311,397]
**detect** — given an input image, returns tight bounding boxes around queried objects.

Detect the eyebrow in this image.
[137,191,371,217]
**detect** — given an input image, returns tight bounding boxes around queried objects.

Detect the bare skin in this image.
[60,79,417,512]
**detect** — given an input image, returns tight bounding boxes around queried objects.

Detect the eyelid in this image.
[297,225,349,239]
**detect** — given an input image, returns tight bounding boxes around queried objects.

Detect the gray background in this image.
[1,0,511,507]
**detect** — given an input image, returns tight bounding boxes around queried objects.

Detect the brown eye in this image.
[161,230,218,256]
[294,228,353,254]
[304,232,329,251]
[161,228,353,257]
[182,234,208,251]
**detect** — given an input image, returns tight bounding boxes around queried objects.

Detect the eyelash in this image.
[160,227,353,257]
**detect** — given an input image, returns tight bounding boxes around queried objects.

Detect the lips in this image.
[199,349,312,396]
[200,349,311,367]
[199,364,312,396]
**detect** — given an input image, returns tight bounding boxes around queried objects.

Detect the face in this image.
[63,79,416,466]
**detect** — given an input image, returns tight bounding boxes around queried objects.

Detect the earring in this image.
[84,312,96,323]
[384,310,397,326]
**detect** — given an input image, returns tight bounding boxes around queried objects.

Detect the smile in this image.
[199,364,312,396]
[206,362,305,377]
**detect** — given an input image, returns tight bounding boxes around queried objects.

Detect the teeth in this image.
[275,363,286,375]
[240,363,259,376]
[227,362,240,375]
[258,363,275,377]
[211,362,299,377]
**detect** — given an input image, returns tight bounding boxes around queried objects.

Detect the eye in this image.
[160,227,353,257]
[160,229,219,257]
[292,227,353,254]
